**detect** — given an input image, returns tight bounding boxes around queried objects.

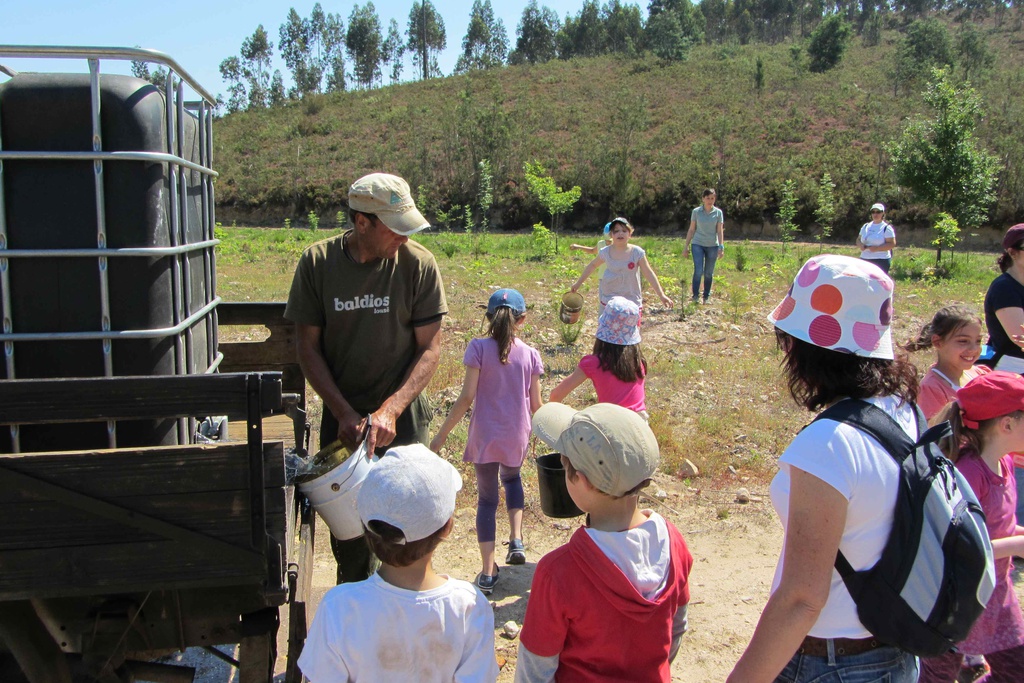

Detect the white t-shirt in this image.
[298,573,499,683]
[769,395,918,639]
[858,221,895,260]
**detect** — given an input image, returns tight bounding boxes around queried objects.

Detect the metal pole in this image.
[89,58,117,449]
[0,80,18,453]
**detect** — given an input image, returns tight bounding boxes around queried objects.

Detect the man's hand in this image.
[366,402,401,454]
[335,404,368,451]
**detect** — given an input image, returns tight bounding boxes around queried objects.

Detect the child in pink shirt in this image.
[549,296,648,419]
[905,305,991,420]
[430,289,543,594]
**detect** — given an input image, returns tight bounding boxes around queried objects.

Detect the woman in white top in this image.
[728,254,919,683]
[856,202,896,274]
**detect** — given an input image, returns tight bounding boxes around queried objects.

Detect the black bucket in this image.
[535,453,584,518]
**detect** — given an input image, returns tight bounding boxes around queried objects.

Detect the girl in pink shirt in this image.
[549,296,648,419]
[430,289,543,595]
[905,305,990,420]
[921,371,1024,683]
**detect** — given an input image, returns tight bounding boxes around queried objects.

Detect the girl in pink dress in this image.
[905,305,991,420]
[430,289,543,595]
[920,371,1024,683]
[549,296,648,419]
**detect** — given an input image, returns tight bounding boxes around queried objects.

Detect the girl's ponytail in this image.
[933,401,974,462]
[487,307,517,364]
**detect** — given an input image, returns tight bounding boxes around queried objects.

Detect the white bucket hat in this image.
[768,254,894,359]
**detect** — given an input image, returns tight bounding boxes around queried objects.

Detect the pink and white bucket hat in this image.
[596,296,642,346]
[768,254,894,359]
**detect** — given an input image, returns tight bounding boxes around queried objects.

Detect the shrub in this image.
[308,211,319,231]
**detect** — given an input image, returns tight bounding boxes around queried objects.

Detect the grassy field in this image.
[217,227,1000,484]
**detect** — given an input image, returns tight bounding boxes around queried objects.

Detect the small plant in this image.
[558,320,584,345]
[721,281,751,324]
[777,179,798,248]
[336,211,345,229]
[733,244,748,272]
[477,159,493,233]
[814,173,837,253]
[214,223,226,240]
[308,211,319,231]
[437,238,459,258]
[716,507,731,520]
[677,295,699,321]
[531,223,556,260]
[931,212,960,265]
[284,218,292,230]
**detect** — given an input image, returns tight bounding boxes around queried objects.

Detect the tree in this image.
[558,0,607,58]
[814,172,837,252]
[648,0,705,46]
[524,161,582,248]
[455,0,509,72]
[931,212,960,266]
[754,55,764,95]
[241,25,274,109]
[218,56,247,113]
[777,179,799,246]
[407,1,447,79]
[889,18,955,96]
[646,11,690,62]
[279,4,346,98]
[509,1,561,65]
[956,24,995,83]
[347,3,383,89]
[269,70,287,106]
[807,14,851,72]
[382,19,406,84]
[887,69,999,233]
[603,0,644,56]
[477,159,494,231]
[130,51,168,87]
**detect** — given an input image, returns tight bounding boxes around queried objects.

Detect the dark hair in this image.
[702,188,717,198]
[932,401,1024,462]
[776,331,919,412]
[485,306,523,364]
[363,518,452,567]
[562,455,651,499]
[998,241,1024,272]
[904,305,981,352]
[349,209,377,227]
[593,339,646,383]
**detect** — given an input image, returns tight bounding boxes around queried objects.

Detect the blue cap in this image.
[487,288,527,316]
[603,222,611,235]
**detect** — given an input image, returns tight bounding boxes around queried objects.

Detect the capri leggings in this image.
[474,462,524,543]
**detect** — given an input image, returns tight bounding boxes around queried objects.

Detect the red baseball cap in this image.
[1001,224,1024,251]
[957,371,1024,429]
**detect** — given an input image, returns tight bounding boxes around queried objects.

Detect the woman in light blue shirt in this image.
[684,189,725,304]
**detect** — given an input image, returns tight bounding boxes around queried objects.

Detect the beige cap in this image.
[532,403,659,497]
[348,173,430,236]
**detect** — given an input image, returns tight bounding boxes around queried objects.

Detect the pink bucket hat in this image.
[767,254,894,359]
[596,296,641,346]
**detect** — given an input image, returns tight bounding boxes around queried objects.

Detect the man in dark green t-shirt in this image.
[285,172,447,583]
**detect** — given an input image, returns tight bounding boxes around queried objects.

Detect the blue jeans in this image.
[776,644,918,683]
[691,244,720,299]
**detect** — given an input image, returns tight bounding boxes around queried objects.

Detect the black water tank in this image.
[0,72,214,452]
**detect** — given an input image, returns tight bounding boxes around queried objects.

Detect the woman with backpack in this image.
[728,254,920,682]
[855,202,896,274]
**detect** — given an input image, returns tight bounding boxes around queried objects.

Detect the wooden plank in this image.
[0,538,281,601]
[0,442,286,500]
[0,373,283,424]
[217,302,288,327]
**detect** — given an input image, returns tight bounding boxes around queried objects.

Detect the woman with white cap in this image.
[728,254,919,682]
[855,202,896,274]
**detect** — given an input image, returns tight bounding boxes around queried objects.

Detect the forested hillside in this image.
[213,11,1024,237]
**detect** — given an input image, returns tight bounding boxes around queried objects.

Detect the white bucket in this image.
[298,439,377,541]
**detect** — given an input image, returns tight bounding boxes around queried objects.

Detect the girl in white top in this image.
[570,217,673,311]
[729,254,919,683]
[856,202,896,274]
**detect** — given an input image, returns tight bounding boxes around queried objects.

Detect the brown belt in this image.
[798,636,882,657]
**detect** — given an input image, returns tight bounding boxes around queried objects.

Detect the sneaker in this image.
[476,565,499,595]
[702,296,710,304]
[691,296,699,304]
[506,539,526,565]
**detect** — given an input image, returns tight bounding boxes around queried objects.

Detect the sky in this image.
[2,0,609,103]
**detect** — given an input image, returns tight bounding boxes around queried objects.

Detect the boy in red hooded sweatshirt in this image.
[515,402,693,682]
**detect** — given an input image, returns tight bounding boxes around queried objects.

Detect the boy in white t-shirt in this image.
[298,444,499,683]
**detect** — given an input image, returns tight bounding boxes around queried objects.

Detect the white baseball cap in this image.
[357,444,462,543]
[348,173,430,236]
[870,202,885,213]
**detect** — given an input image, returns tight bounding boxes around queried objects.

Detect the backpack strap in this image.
[812,399,919,581]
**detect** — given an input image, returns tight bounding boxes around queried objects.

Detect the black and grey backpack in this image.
[812,399,996,657]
